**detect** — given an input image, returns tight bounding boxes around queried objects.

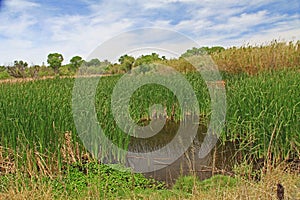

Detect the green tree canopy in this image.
[84,58,101,67]
[181,46,225,57]
[70,56,83,70]
[134,53,161,67]
[118,54,135,72]
[47,53,64,74]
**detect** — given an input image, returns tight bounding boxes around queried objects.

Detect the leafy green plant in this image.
[50,162,165,199]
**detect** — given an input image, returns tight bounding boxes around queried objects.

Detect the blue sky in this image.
[0,0,299,65]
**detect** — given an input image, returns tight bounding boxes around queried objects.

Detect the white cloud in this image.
[5,0,40,10]
[141,0,196,9]
[0,0,39,37]
[205,10,270,35]
[0,0,299,65]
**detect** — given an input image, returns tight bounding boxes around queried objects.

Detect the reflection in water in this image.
[126,119,235,186]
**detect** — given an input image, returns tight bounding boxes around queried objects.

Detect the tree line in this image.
[0,46,225,79]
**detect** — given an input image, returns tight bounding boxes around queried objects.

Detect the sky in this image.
[0,0,299,65]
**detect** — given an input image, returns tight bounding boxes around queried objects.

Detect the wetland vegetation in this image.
[0,41,299,199]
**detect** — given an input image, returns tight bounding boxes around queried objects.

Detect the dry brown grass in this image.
[158,40,300,75]
[212,40,300,74]
[0,183,53,200]
[0,146,15,175]
[0,74,112,84]
[60,131,92,165]
[0,76,56,84]
[192,169,299,200]
[144,166,300,200]
[0,132,93,200]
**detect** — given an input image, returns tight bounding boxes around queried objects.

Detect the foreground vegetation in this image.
[0,41,299,199]
[0,68,299,199]
[0,162,299,199]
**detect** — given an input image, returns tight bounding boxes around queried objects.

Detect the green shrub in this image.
[0,70,11,80]
[51,162,165,198]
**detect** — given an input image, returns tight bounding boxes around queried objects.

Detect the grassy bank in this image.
[0,162,299,199]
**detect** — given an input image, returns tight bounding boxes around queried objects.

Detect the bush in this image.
[37,66,55,77]
[0,70,11,80]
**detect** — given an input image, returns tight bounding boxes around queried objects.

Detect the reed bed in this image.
[212,40,300,74]
[0,68,299,173]
[225,70,300,163]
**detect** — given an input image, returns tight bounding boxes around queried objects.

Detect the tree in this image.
[47,53,64,74]
[181,47,206,57]
[134,53,161,67]
[86,58,101,67]
[181,46,225,57]
[7,60,28,78]
[70,56,83,70]
[118,54,135,72]
[209,46,225,54]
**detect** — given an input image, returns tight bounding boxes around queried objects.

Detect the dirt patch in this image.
[0,74,113,84]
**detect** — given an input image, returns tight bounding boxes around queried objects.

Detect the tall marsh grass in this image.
[225,70,300,163]
[212,40,300,74]
[0,68,299,173]
[0,78,77,173]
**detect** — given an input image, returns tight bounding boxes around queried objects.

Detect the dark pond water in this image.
[125,118,236,186]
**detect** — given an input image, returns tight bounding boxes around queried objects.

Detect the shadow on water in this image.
[125,118,236,186]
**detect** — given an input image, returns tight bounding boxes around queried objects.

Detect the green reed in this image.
[225,69,300,162]
[0,78,76,168]
[0,69,299,171]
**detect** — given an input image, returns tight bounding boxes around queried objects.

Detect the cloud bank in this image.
[0,0,299,65]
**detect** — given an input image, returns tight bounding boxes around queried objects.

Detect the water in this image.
[125,119,235,186]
